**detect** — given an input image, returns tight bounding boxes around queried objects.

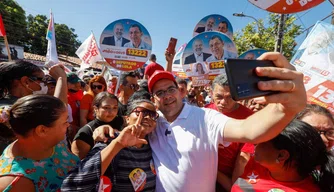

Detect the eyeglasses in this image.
[318,129,334,141]
[154,86,178,98]
[127,84,139,91]
[29,76,47,84]
[92,85,103,90]
[132,108,159,121]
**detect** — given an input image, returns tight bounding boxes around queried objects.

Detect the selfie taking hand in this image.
[254,52,306,114]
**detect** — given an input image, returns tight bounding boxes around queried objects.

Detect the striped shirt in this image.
[61,139,156,192]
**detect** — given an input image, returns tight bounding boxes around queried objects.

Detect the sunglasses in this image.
[127,84,139,91]
[29,76,47,84]
[92,85,103,90]
[132,108,159,121]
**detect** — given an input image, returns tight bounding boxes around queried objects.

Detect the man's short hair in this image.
[130,24,142,32]
[220,21,228,28]
[212,74,229,89]
[114,23,123,30]
[176,77,187,87]
[210,35,223,43]
[150,54,156,62]
[120,72,137,85]
[192,38,203,47]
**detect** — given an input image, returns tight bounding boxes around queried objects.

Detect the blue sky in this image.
[15,0,334,67]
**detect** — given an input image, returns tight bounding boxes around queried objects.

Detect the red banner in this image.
[0,14,6,36]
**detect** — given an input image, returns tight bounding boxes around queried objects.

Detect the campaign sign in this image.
[172,43,187,73]
[248,0,324,14]
[238,49,268,60]
[100,19,152,71]
[291,21,334,81]
[193,14,233,40]
[182,31,238,77]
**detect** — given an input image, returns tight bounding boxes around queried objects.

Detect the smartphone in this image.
[167,37,177,54]
[225,59,276,101]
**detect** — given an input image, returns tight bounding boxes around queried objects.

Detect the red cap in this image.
[148,70,176,93]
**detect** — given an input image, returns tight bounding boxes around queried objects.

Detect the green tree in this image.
[0,0,27,46]
[233,13,303,60]
[26,14,81,56]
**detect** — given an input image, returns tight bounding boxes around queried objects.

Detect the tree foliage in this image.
[233,13,303,60]
[1,0,81,57]
[0,0,27,46]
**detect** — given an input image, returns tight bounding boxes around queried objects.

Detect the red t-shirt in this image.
[67,90,83,128]
[231,157,320,192]
[205,103,254,176]
[144,62,164,79]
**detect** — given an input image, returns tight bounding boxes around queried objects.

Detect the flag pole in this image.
[3,35,11,61]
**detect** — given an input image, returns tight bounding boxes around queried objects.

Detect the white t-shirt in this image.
[149,104,230,192]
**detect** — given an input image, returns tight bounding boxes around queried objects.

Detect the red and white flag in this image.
[76,32,102,69]
[0,14,6,37]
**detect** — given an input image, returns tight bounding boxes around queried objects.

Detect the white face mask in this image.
[33,83,48,95]
[27,82,48,95]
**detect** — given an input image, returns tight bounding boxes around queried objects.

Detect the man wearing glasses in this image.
[145,52,306,192]
[124,24,151,50]
[118,72,140,116]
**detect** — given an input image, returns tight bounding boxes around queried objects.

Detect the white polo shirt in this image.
[149,104,230,192]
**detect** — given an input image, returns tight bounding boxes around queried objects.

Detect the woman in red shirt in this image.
[231,120,334,192]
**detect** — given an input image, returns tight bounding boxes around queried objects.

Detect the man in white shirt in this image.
[146,52,306,192]
[101,23,130,47]
[124,24,151,50]
[184,39,211,64]
[206,35,237,62]
[94,52,306,192]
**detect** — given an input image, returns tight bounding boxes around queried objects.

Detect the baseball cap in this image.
[148,70,176,93]
[67,72,81,84]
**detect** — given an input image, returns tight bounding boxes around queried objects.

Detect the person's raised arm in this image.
[165,49,175,72]
[223,52,306,144]
[49,64,68,104]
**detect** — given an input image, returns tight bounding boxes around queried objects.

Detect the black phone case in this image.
[225,59,276,101]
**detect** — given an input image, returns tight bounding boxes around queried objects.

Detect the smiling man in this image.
[206,35,236,62]
[146,52,306,192]
[124,24,151,50]
[102,23,130,47]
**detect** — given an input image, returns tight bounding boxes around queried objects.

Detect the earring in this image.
[275,159,280,164]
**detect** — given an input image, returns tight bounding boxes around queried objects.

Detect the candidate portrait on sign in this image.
[206,35,236,62]
[102,23,130,47]
[192,62,207,76]
[184,39,211,64]
[195,16,215,33]
[124,24,151,50]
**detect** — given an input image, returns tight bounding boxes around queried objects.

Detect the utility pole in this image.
[274,14,286,53]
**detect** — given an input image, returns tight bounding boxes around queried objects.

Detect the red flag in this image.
[0,14,6,36]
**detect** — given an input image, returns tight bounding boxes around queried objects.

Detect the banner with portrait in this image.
[100,19,152,71]
[193,14,233,40]
[248,0,324,14]
[291,21,334,81]
[182,31,238,78]
[238,49,268,59]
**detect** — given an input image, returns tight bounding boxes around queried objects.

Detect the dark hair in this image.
[0,60,42,99]
[9,95,66,137]
[210,35,223,43]
[149,54,156,62]
[120,72,137,86]
[176,78,187,87]
[128,90,151,105]
[138,80,149,92]
[212,74,229,89]
[126,99,155,116]
[296,104,334,125]
[93,92,119,108]
[130,24,142,32]
[220,21,228,27]
[271,120,334,192]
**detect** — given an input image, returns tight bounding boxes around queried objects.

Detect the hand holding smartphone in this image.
[225,59,276,101]
[166,37,177,55]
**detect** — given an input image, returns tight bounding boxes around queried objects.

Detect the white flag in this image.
[76,32,102,70]
[45,10,59,67]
